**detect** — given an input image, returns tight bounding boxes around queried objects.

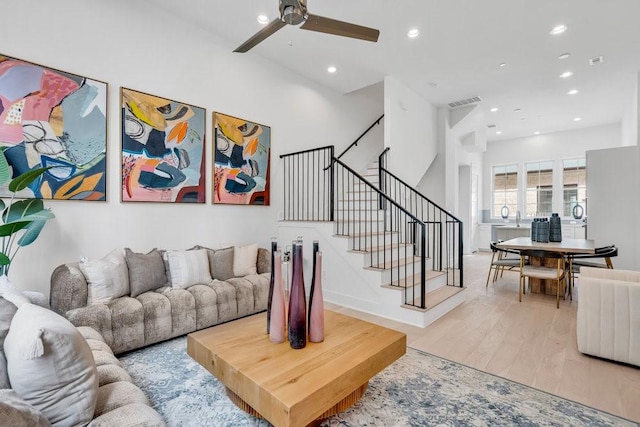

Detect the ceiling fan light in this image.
[327,66,337,73]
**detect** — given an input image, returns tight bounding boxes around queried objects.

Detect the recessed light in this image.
[513,108,521,112]
[567,89,579,95]
[550,24,567,35]
[257,15,269,24]
[558,52,571,60]
[499,62,507,67]
[560,71,573,79]
[428,81,439,88]
[496,131,503,135]
[327,66,337,73]
[407,28,420,38]
[490,107,499,113]
[534,131,540,135]
[573,117,582,122]
[520,117,526,121]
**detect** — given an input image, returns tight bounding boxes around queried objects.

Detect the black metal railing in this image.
[280,146,334,221]
[379,164,463,289]
[280,147,464,310]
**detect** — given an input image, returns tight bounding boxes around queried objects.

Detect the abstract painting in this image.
[0,54,107,200]
[121,88,205,203]
[213,112,270,205]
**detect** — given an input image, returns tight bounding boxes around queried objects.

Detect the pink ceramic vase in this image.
[308,251,324,343]
[269,251,286,344]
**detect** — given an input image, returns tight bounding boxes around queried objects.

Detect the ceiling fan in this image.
[234,0,380,53]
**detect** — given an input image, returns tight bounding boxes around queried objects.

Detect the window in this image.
[563,158,586,217]
[525,161,554,217]
[492,165,518,218]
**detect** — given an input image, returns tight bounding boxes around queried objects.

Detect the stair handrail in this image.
[323,114,384,172]
[379,165,462,224]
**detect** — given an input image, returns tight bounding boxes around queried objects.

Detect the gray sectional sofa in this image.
[50,245,271,354]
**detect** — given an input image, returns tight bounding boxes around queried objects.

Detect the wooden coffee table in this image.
[187,310,406,427]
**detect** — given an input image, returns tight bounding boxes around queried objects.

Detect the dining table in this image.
[496,237,595,295]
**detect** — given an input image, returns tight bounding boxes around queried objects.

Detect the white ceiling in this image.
[145,0,640,142]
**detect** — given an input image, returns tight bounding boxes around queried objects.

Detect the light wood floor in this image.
[327,252,640,422]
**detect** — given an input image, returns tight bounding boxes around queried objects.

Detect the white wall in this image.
[621,72,639,147]
[1,0,381,296]
[586,146,638,270]
[482,123,622,220]
[384,76,437,187]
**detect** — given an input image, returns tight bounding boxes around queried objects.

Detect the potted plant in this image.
[0,160,55,280]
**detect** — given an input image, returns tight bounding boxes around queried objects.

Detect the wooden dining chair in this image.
[519,249,567,309]
[485,241,521,287]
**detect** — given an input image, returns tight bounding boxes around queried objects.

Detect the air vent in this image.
[487,124,497,128]
[589,56,603,66]
[448,96,482,109]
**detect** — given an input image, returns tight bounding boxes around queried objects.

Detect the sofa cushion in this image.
[0,351,9,389]
[88,403,166,427]
[166,249,212,289]
[125,248,167,297]
[209,246,234,281]
[233,243,258,276]
[0,389,51,427]
[3,303,98,427]
[80,249,130,305]
[93,381,149,417]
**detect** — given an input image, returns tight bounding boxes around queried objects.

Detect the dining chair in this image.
[519,249,567,309]
[485,241,521,287]
[567,245,617,300]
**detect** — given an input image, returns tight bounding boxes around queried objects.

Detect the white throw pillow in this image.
[233,243,258,277]
[79,249,130,304]
[3,303,98,427]
[166,249,212,289]
[0,390,51,427]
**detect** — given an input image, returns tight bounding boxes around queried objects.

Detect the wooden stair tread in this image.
[348,242,412,253]
[401,286,465,311]
[365,256,421,270]
[381,271,443,288]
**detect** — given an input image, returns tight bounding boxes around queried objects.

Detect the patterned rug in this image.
[119,336,636,427]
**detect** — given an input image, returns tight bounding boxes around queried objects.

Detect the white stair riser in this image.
[356,245,416,266]
[335,209,385,220]
[337,199,380,210]
[347,233,399,248]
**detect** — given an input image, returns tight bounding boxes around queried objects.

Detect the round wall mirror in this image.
[572,204,584,220]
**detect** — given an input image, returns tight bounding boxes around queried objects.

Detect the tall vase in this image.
[266,237,278,334]
[269,251,286,343]
[308,250,325,343]
[288,239,307,349]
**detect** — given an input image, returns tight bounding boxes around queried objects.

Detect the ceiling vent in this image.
[448,96,482,109]
[487,124,497,128]
[589,56,603,66]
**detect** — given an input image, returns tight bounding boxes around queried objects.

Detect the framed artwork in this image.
[213,112,270,205]
[121,88,206,203]
[0,54,107,200]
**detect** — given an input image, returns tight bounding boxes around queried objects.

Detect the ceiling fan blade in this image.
[301,14,379,42]
[234,18,286,53]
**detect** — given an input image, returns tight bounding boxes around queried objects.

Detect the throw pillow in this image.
[3,303,98,426]
[79,249,129,305]
[165,249,212,289]
[210,246,234,281]
[0,390,51,427]
[125,248,167,297]
[233,243,258,277]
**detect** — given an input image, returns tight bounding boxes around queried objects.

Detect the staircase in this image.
[279,127,465,328]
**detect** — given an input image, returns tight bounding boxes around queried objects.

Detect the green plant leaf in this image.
[17,219,47,247]
[3,199,45,223]
[0,252,10,266]
[0,151,10,186]
[0,199,5,212]
[8,167,50,192]
[0,221,30,237]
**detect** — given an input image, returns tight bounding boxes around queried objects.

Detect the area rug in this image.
[119,336,636,427]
